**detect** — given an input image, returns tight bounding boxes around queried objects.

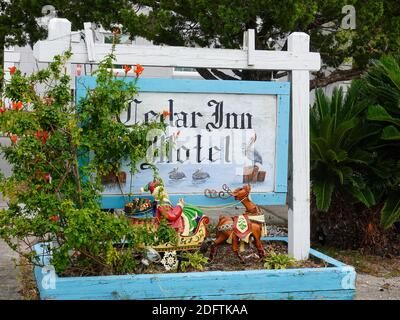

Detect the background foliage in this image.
[311,54,400,252]
[361,55,400,229]
[1,1,400,87]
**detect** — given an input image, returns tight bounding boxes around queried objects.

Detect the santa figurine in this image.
[141,180,185,234]
[141,179,204,236]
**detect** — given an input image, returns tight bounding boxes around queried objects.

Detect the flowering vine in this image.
[0,49,167,275]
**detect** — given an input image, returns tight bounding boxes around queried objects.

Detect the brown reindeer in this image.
[208,184,267,262]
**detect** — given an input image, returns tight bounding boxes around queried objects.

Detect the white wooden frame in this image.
[6,18,321,260]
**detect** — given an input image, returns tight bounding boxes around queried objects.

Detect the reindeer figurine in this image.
[208,184,267,262]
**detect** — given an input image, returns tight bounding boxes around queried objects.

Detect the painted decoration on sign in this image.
[76,77,290,205]
[107,92,276,194]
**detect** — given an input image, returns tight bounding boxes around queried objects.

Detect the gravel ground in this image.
[355,274,400,300]
[0,190,22,299]
[0,239,21,299]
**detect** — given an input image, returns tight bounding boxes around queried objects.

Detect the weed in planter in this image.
[155,218,179,246]
[263,251,295,270]
[179,251,208,272]
[134,217,179,248]
[105,245,138,275]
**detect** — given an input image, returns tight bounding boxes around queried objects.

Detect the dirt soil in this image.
[311,194,400,255]
[204,240,328,272]
[143,240,328,274]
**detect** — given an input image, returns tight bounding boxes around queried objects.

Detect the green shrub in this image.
[311,66,400,230]
[360,55,400,229]
[310,84,378,212]
[51,203,139,274]
[0,48,166,275]
[134,217,178,247]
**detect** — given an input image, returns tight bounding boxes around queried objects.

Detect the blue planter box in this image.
[33,237,356,300]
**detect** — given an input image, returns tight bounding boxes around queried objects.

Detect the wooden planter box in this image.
[33,237,356,300]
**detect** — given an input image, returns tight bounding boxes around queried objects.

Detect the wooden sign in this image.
[76,77,290,208]
[31,18,322,260]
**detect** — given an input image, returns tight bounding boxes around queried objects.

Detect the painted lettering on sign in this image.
[104,92,278,195]
[118,98,253,131]
[76,77,290,201]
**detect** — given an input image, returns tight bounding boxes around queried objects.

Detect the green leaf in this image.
[320,117,334,140]
[380,192,400,229]
[333,168,344,184]
[381,125,400,140]
[332,118,358,149]
[326,149,348,162]
[313,181,335,212]
[333,166,353,184]
[367,105,400,126]
[311,138,329,161]
[348,185,376,207]
[315,88,330,120]
[347,150,373,165]
[377,56,400,92]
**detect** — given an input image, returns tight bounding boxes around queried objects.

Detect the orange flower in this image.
[10,134,17,145]
[162,110,171,118]
[134,64,144,77]
[0,106,7,114]
[123,65,132,74]
[8,66,16,75]
[49,215,59,222]
[11,101,23,110]
[35,129,49,145]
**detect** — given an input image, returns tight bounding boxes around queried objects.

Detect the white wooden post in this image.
[47,18,72,87]
[287,32,311,260]
[83,22,96,62]
[3,47,20,82]
[48,18,71,41]
[246,29,255,66]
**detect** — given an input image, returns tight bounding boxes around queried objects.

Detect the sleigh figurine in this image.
[124,198,155,217]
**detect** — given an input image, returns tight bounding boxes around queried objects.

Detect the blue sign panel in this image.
[76,77,290,207]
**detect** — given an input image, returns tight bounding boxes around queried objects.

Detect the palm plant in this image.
[310,83,380,213]
[360,55,400,229]
[311,55,400,231]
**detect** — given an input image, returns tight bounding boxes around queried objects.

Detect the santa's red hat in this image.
[141,180,162,194]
